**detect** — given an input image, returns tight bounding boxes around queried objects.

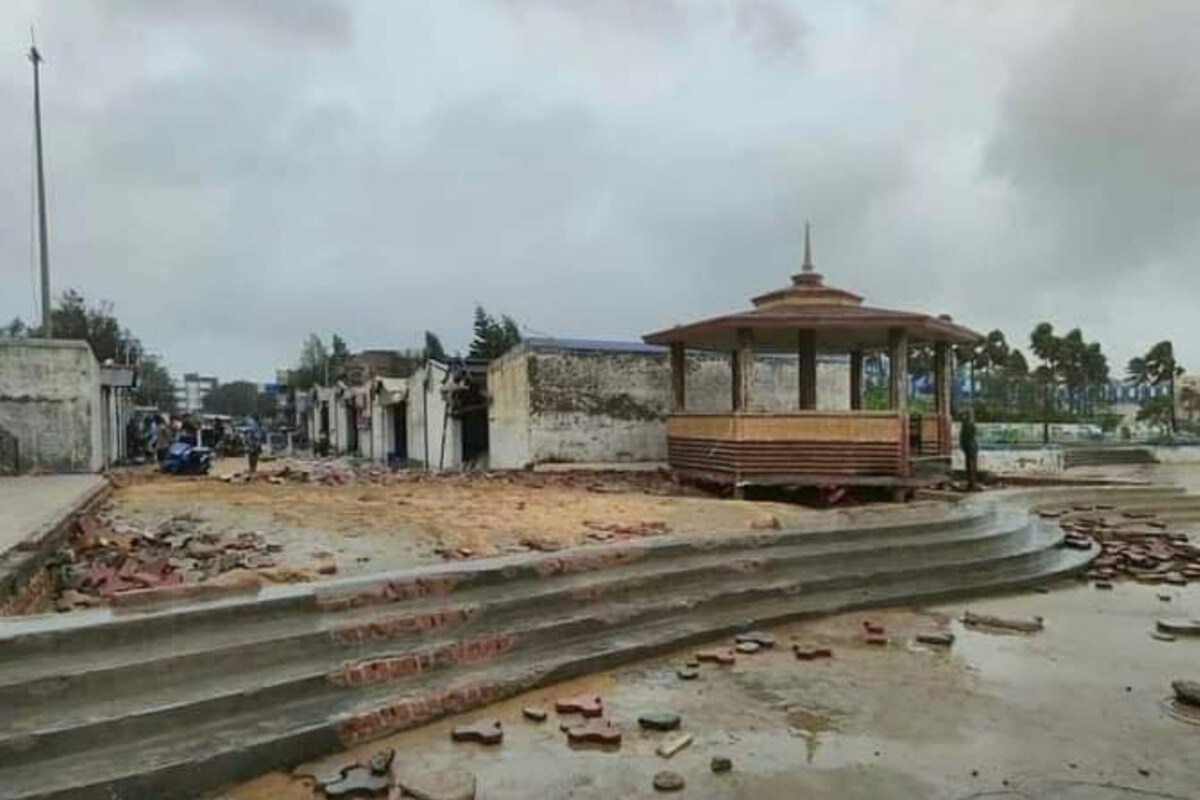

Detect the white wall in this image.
[406,362,462,471]
[0,339,103,473]
[487,353,530,470]
[486,344,852,469]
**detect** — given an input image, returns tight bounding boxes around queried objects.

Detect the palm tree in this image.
[1128,341,1183,435]
[1029,323,1061,442]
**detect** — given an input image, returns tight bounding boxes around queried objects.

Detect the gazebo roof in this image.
[643,228,980,353]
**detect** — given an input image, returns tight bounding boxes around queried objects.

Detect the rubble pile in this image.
[220,458,695,496]
[1045,505,1200,586]
[54,511,294,610]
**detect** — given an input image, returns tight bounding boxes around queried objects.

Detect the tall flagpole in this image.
[29,33,52,337]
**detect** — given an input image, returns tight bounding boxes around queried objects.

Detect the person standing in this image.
[960,407,979,491]
[246,423,263,474]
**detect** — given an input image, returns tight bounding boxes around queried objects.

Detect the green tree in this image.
[1137,395,1175,435]
[329,334,352,382]
[134,355,174,410]
[468,305,522,360]
[1128,340,1182,434]
[424,331,447,361]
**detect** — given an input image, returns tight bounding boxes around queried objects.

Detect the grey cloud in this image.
[94,0,352,46]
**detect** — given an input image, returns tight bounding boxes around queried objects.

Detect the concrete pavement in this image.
[0,474,109,614]
[0,475,106,556]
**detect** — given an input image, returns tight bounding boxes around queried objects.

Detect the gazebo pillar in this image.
[934,341,952,456]
[889,328,910,482]
[670,343,687,412]
[849,350,863,411]
[798,329,817,410]
[732,328,754,412]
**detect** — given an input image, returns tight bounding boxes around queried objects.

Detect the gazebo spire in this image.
[802,221,814,273]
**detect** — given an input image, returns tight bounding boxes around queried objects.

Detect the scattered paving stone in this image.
[1173,680,1200,707]
[735,631,776,648]
[1156,618,1200,636]
[653,771,686,792]
[638,711,682,731]
[735,641,761,654]
[1165,573,1188,586]
[695,649,736,665]
[1158,594,1173,602]
[323,765,390,797]
[367,748,394,775]
[1094,581,1114,590]
[1152,631,1177,642]
[793,644,833,660]
[522,706,548,722]
[916,631,955,647]
[676,666,699,680]
[562,718,622,746]
[555,693,604,717]
[963,611,1044,633]
[862,620,886,635]
[392,766,477,800]
[655,733,694,758]
[711,755,733,773]
[450,720,503,745]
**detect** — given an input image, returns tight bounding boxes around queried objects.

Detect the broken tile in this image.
[555,693,603,717]
[367,748,394,776]
[711,755,733,773]
[653,771,685,792]
[655,733,693,758]
[862,620,886,635]
[323,765,390,797]
[563,718,622,746]
[735,631,776,648]
[637,711,681,731]
[695,649,736,665]
[676,666,699,681]
[450,720,503,745]
[735,641,760,654]
[915,631,955,647]
[522,706,548,722]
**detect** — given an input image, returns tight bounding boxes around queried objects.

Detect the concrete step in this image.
[0,516,1092,800]
[0,513,1039,763]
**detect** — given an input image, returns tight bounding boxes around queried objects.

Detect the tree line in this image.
[3,290,174,409]
[284,304,522,391]
[896,322,1190,436]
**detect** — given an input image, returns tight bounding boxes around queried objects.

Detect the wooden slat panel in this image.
[668,436,900,476]
[667,413,902,444]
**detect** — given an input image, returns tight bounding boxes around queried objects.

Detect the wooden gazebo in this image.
[643,229,980,494]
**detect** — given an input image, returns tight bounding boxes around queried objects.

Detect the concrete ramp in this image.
[0,485,1181,800]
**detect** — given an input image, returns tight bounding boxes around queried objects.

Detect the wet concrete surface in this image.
[218,581,1200,800]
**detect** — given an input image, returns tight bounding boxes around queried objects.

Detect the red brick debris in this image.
[1052,505,1200,586]
[53,510,288,610]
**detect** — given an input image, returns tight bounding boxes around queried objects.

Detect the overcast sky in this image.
[2,1,1198,381]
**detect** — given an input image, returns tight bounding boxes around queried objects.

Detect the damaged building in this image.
[487,337,850,469]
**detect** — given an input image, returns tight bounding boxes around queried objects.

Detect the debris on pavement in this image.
[695,649,736,665]
[555,694,604,717]
[322,765,390,797]
[1047,505,1200,585]
[53,510,306,608]
[652,770,686,792]
[655,733,693,759]
[711,755,733,773]
[522,706,548,722]
[450,720,503,745]
[1156,618,1200,636]
[1172,680,1200,707]
[562,718,622,746]
[915,631,956,647]
[637,711,682,731]
[962,611,1045,634]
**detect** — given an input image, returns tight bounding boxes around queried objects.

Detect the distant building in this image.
[172,373,217,414]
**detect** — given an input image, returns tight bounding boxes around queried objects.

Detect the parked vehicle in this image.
[160,442,214,475]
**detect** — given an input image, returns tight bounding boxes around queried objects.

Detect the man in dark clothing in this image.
[246,424,263,474]
[960,408,979,491]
